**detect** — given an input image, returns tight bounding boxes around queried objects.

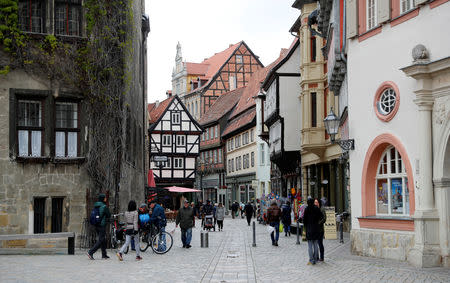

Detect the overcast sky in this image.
[145,0,300,103]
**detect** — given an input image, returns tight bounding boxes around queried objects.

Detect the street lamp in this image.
[323,108,355,151]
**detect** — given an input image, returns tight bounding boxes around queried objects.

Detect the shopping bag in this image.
[266,225,275,234]
[279,223,283,232]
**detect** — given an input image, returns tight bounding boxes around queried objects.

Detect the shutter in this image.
[415,0,427,5]
[377,0,391,24]
[347,0,358,38]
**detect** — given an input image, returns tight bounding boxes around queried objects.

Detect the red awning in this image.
[147,170,156,187]
[164,186,201,193]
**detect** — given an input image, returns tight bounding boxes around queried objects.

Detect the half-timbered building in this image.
[148,95,203,188]
[182,41,264,120]
[197,87,244,206]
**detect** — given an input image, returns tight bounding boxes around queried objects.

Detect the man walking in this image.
[266,201,281,246]
[231,201,239,219]
[244,202,254,226]
[87,193,111,260]
[176,200,194,248]
[303,198,322,265]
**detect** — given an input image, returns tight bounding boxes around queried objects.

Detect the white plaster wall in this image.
[279,76,302,152]
[347,3,450,229]
[226,128,257,178]
[278,43,301,73]
[255,98,271,194]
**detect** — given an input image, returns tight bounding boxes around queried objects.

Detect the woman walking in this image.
[281,201,292,236]
[315,198,326,261]
[117,200,142,261]
[216,203,225,231]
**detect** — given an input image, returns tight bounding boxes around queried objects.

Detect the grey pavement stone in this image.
[0,217,449,282]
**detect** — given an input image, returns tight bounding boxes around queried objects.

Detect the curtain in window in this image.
[67,132,77,157]
[55,131,65,157]
[31,131,41,157]
[18,130,29,156]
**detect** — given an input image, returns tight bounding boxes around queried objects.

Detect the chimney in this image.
[166,90,172,98]
[155,100,160,108]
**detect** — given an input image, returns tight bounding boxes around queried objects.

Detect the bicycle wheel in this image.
[139,231,150,252]
[151,231,173,254]
[110,228,117,249]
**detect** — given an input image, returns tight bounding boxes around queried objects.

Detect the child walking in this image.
[117,200,142,261]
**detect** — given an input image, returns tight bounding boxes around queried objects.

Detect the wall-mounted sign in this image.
[153,155,168,162]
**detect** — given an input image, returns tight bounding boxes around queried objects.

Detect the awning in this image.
[147,170,156,187]
[164,186,201,193]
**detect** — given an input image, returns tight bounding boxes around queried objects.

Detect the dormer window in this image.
[55,0,81,36]
[18,0,45,33]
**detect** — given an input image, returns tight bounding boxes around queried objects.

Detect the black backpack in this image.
[89,207,102,226]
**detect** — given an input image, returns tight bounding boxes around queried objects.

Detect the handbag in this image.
[266,225,275,234]
[279,223,284,232]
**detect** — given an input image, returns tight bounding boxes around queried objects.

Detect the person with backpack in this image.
[87,193,111,260]
[281,201,292,236]
[266,201,281,246]
[117,200,142,261]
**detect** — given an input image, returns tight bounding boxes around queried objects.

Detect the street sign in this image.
[153,155,168,162]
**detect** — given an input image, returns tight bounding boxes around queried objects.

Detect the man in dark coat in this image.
[176,200,194,248]
[303,197,322,265]
[231,201,239,219]
[87,193,111,260]
[244,202,254,226]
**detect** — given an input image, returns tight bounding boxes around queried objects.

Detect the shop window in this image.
[376,146,409,215]
[51,197,64,233]
[17,100,43,157]
[55,102,79,157]
[55,0,82,36]
[34,197,46,233]
[19,0,45,33]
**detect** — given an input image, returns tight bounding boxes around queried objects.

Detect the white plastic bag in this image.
[266,225,275,234]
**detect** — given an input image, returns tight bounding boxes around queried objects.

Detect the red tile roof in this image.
[229,51,288,119]
[186,62,209,76]
[148,96,175,124]
[198,86,245,126]
[187,42,243,94]
[221,108,256,138]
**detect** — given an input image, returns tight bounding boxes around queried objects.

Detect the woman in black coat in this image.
[302,198,322,265]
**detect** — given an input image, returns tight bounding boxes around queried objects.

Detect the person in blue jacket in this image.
[149,200,166,230]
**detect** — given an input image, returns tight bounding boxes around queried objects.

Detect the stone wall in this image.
[351,228,415,261]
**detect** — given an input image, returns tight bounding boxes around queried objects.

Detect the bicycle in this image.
[110,213,129,254]
[139,222,173,254]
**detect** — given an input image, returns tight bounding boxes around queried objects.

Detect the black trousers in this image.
[89,225,107,257]
[217,220,223,230]
[246,214,252,225]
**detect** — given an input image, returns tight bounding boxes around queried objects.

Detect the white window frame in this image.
[206,128,209,140]
[174,157,183,168]
[165,157,171,168]
[218,149,222,163]
[251,152,255,167]
[401,0,415,14]
[172,112,180,124]
[236,55,243,64]
[260,143,265,165]
[162,134,171,146]
[366,0,377,30]
[215,125,218,138]
[375,146,409,216]
[213,150,217,163]
[250,129,254,142]
[176,135,185,146]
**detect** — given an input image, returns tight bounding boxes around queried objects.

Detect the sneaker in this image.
[116,252,123,261]
[182,245,186,248]
[102,255,110,259]
[307,261,312,265]
[274,242,278,246]
[186,244,191,249]
[136,256,142,261]
[87,252,94,260]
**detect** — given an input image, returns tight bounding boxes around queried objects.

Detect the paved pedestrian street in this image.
[1,217,449,283]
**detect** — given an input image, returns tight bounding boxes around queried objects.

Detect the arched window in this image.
[375,146,409,215]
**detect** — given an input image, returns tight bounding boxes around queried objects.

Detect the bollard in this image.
[205,231,209,247]
[296,221,300,245]
[252,221,256,247]
[200,231,204,247]
[339,220,344,243]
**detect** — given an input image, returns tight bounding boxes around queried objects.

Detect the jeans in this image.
[318,232,324,260]
[270,222,280,243]
[156,226,166,251]
[283,222,291,234]
[120,233,141,256]
[89,226,107,257]
[181,228,192,246]
[308,240,319,264]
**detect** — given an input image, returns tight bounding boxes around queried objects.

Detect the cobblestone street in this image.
[1,217,449,283]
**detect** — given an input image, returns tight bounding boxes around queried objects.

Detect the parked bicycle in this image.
[110,213,129,253]
[139,222,173,254]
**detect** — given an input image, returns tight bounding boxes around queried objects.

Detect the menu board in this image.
[324,207,337,240]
